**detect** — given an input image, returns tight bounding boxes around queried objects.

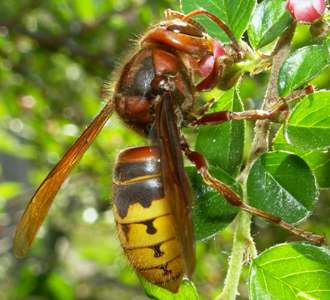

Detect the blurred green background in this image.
[0,1,329,300]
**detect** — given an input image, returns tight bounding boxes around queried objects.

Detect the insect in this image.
[13,9,324,293]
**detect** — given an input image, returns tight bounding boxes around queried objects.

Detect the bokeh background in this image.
[0,1,329,300]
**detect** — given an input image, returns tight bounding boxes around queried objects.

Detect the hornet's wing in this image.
[14,100,114,257]
[155,92,195,277]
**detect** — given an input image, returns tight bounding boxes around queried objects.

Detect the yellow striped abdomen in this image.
[112,146,183,292]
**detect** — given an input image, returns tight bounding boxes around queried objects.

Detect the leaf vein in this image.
[258,255,303,267]
[280,269,330,279]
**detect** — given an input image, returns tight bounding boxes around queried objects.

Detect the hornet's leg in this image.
[192,107,287,125]
[193,85,314,125]
[185,98,217,124]
[180,137,324,244]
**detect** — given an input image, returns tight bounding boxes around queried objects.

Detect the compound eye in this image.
[166,22,204,37]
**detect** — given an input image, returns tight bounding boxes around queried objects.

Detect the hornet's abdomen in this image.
[112,146,183,292]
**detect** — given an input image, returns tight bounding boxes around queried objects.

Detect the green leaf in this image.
[247,151,318,224]
[0,182,22,200]
[0,131,34,159]
[248,0,292,49]
[73,0,95,22]
[250,243,330,300]
[195,89,244,176]
[180,0,256,41]
[273,126,330,188]
[285,91,330,151]
[141,278,199,300]
[187,166,239,241]
[278,45,330,96]
[47,272,75,300]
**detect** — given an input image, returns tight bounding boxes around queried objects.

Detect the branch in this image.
[216,211,255,300]
[216,23,297,300]
[241,22,296,176]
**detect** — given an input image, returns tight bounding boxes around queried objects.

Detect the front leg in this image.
[193,103,289,125]
[185,98,217,125]
[193,85,314,125]
[180,137,324,244]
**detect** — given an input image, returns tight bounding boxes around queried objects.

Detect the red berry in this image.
[286,0,327,23]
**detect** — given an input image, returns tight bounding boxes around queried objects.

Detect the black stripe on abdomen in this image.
[113,177,164,218]
[114,160,160,182]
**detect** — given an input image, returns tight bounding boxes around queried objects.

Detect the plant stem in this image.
[216,211,254,300]
[216,23,297,300]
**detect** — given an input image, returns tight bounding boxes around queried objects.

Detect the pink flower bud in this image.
[286,0,327,23]
[199,55,215,77]
[199,40,225,77]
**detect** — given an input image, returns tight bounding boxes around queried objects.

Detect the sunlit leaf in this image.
[248,0,292,49]
[278,45,329,96]
[141,278,199,300]
[247,151,318,223]
[273,126,330,188]
[250,243,330,300]
[285,91,330,150]
[180,0,256,41]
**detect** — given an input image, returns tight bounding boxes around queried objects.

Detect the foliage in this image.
[248,0,291,49]
[278,45,329,96]
[247,151,318,223]
[195,89,245,176]
[250,243,330,300]
[285,91,330,150]
[0,0,329,300]
[181,0,256,41]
